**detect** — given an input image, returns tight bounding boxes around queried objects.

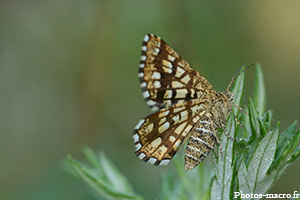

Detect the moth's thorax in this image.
[210,92,233,128]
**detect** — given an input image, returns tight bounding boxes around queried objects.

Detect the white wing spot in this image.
[175,67,185,78]
[168,55,175,61]
[135,143,142,151]
[133,133,139,143]
[158,122,170,133]
[172,115,179,122]
[151,106,159,112]
[134,119,145,129]
[181,75,191,84]
[146,123,154,133]
[162,66,172,74]
[169,136,176,142]
[190,88,195,98]
[148,157,157,164]
[139,63,145,68]
[180,110,188,121]
[147,100,156,106]
[138,72,144,78]
[152,71,161,79]
[177,100,185,104]
[163,100,172,106]
[141,45,147,51]
[185,124,193,135]
[159,117,166,125]
[178,62,184,68]
[138,153,146,159]
[155,145,168,156]
[158,110,170,118]
[172,81,185,88]
[153,81,161,88]
[143,91,150,98]
[159,159,171,165]
[143,34,149,42]
[162,60,173,68]
[141,55,146,61]
[140,82,146,88]
[173,106,185,113]
[174,140,182,151]
[175,89,188,98]
[151,137,162,148]
[174,122,187,135]
[163,90,173,98]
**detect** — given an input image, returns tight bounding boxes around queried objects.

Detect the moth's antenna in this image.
[226,63,255,92]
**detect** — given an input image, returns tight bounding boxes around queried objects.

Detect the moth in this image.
[133,34,248,171]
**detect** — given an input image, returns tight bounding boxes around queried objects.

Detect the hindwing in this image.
[133,97,210,166]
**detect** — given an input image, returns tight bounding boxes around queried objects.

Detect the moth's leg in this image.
[220,116,236,141]
[214,133,223,158]
[222,127,236,141]
[232,102,248,115]
[235,116,245,128]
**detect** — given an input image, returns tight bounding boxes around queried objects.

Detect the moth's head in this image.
[225,91,234,101]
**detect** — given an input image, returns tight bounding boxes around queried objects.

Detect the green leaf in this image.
[248,98,260,141]
[271,121,298,169]
[237,124,279,199]
[267,124,300,186]
[211,113,236,200]
[231,65,245,116]
[257,110,268,138]
[253,63,266,115]
[260,110,272,132]
[66,147,143,200]
[160,151,213,200]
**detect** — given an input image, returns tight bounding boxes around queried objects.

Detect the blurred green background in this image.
[1,1,299,199]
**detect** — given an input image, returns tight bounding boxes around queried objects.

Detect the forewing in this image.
[133,97,209,166]
[139,34,216,112]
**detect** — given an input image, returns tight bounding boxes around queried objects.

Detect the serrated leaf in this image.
[67,149,143,200]
[238,124,279,199]
[160,151,213,200]
[253,63,266,115]
[258,112,267,138]
[248,98,260,140]
[272,121,297,168]
[211,113,236,200]
[268,126,300,184]
[261,110,272,132]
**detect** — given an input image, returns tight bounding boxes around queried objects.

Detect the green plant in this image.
[64,63,300,200]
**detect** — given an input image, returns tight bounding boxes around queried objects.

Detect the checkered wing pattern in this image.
[133,34,246,170]
[139,34,216,112]
[133,97,210,166]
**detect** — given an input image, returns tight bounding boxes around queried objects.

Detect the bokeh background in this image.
[1,1,300,199]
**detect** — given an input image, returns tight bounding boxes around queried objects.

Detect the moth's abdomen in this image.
[184,120,217,171]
